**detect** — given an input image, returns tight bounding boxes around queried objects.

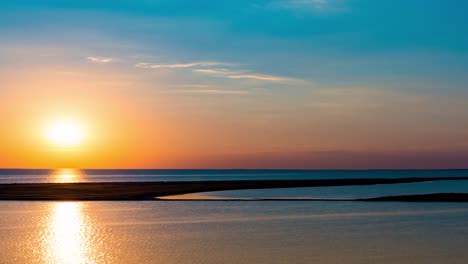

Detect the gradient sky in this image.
[1,0,468,169]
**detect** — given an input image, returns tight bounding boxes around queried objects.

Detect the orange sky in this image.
[1,63,468,169]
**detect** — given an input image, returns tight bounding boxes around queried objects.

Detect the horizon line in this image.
[0,168,467,171]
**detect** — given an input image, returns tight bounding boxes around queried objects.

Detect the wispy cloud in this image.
[87,56,113,63]
[136,60,301,83]
[194,68,298,82]
[172,84,211,88]
[293,0,329,8]
[167,89,249,95]
[269,0,343,13]
[167,84,250,95]
[193,68,240,75]
[228,74,291,82]
[135,61,227,69]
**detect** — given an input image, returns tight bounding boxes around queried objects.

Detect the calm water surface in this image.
[1,169,467,263]
[184,180,468,200]
[1,201,468,264]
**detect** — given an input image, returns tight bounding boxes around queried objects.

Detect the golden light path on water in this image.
[46,203,93,264]
[43,169,97,264]
[48,168,85,183]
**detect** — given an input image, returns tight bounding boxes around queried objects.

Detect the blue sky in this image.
[2,0,468,90]
[1,0,468,168]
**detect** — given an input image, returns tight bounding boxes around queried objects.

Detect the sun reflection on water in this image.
[42,169,100,263]
[45,202,95,264]
[48,169,84,183]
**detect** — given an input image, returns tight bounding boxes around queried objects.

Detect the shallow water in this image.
[176,180,468,200]
[1,201,468,264]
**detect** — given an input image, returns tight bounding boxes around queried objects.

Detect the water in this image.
[1,169,468,263]
[1,169,468,183]
[1,201,468,264]
[176,180,468,200]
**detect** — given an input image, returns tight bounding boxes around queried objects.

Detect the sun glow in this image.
[46,120,85,147]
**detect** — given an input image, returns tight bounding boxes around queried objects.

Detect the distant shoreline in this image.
[1,177,468,201]
[1,168,468,173]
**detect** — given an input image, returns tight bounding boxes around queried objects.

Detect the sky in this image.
[1,0,468,169]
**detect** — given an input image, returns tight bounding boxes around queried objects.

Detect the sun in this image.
[46,120,85,147]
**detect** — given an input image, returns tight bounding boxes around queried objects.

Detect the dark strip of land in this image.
[0,176,467,200]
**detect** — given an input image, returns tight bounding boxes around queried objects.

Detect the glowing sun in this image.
[46,120,85,146]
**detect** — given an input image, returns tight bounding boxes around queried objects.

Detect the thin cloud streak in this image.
[136,61,302,83]
[166,89,250,95]
[289,0,329,8]
[195,68,299,82]
[228,74,291,82]
[269,0,344,13]
[87,56,113,63]
[193,68,240,75]
[172,84,211,88]
[135,61,228,69]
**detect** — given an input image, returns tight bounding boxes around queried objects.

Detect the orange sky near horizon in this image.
[2,62,468,169]
[0,65,462,168]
